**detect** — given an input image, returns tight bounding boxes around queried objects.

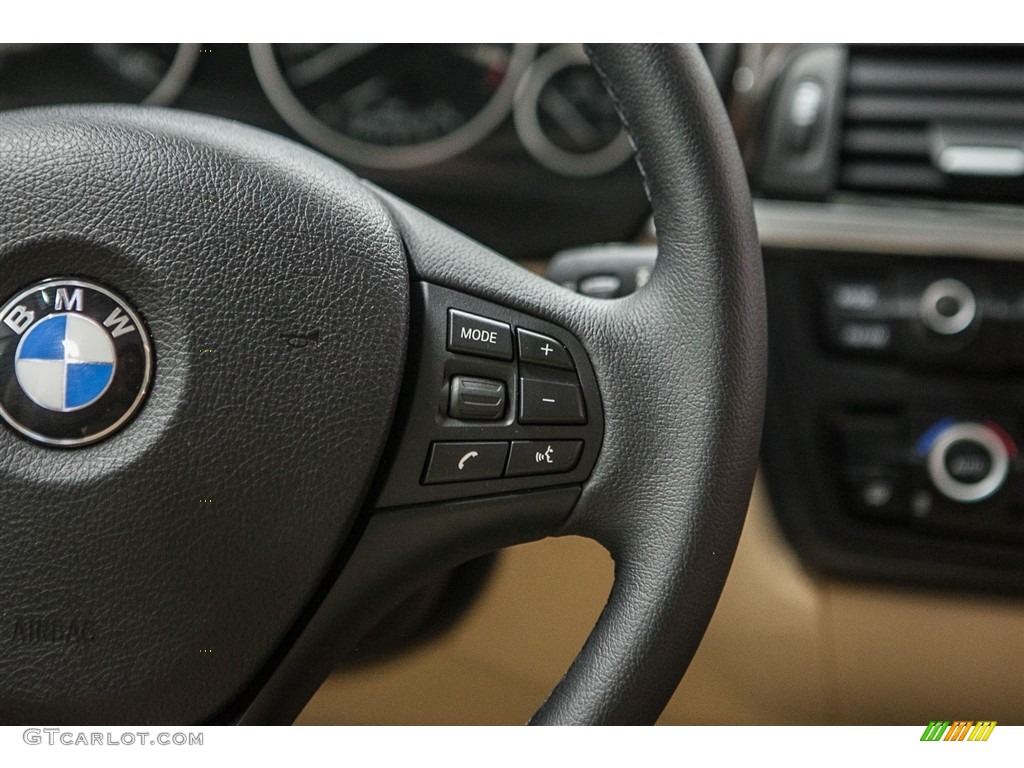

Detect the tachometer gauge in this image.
[250,44,536,170]
[513,45,635,178]
[0,44,199,109]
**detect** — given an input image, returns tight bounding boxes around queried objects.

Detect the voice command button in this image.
[505,440,584,477]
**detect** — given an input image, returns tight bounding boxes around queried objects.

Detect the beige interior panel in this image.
[828,583,1024,724]
[298,475,1024,725]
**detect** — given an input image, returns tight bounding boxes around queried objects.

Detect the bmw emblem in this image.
[0,278,153,447]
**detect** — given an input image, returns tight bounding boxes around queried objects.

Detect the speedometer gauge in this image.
[250,44,536,170]
[0,44,198,109]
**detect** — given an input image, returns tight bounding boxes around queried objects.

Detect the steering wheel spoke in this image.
[237,206,609,723]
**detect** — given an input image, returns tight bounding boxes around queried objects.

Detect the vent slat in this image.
[840,46,1024,203]
[846,95,1024,124]
[849,59,1024,95]
[843,126,931,157]
[841,162,947,193]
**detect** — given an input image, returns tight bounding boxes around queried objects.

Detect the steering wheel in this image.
[0,44,764,725]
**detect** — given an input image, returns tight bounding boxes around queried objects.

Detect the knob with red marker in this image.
[916,419,1016,503]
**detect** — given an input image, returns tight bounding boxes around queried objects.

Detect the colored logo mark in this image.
[920,721,996,741]
[15,314,115,411]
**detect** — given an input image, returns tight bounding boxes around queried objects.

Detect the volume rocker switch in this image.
[517,328,574,370]
[519,378,586,425]
[449,376,506,421]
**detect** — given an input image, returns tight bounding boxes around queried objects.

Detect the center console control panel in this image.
[763,250,1024,593]
[837,410,1022,542]
[823,267,1024,371]
[372,282,603,508]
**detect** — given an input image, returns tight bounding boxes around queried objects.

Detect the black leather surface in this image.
[381,44,766,724]
[0,107,408,723]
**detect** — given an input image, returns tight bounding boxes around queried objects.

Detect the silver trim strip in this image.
[937,146,1024,178]
[754,199,1024,260]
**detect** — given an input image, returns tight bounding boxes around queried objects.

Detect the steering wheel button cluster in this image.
[517,328,574,370]
[374,283,603,507]
[506,440,583,476]
[519,377,586,424]
[447,309,513,360]
[423,441,509,484]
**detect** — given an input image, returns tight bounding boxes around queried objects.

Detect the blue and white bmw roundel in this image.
[15,314,117,411]
[0,279,153,447]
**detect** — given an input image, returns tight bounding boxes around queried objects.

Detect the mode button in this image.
[447,309,513,361]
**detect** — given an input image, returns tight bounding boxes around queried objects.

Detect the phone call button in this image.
[422,441,509,485]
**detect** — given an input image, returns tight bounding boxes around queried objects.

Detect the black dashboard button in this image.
[423,442,509,484]
[448,376,506,421]
[830,320,895,354]
[506,440,583,477]
[447,309,513,360]
[577,274,622,298]
[828,281,885,315]
[519,378,586,424]
[517,328,574,370]
[844,469,908,522]
[944,439,993,484]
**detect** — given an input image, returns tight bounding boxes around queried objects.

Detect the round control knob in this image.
[919,278,976,336]
[925,421,1010,503]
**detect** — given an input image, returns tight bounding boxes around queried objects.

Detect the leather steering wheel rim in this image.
[533,43,765,723]
[0,43,764,725]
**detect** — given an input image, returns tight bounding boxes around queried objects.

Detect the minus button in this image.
[519,378,586,425]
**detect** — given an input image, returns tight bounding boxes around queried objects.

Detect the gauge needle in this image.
[451,44,509,71]
[339,76,388,110]
[287,43,381,89]
[540,88,603,148]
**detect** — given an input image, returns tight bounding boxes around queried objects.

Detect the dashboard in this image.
[5,42,1024,725]
[0,43,652,260]
[746,44,1024,595]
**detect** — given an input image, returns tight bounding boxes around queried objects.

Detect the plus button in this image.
[516,328,574,371]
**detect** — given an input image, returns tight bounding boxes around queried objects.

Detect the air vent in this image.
[840,45,1024,203]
